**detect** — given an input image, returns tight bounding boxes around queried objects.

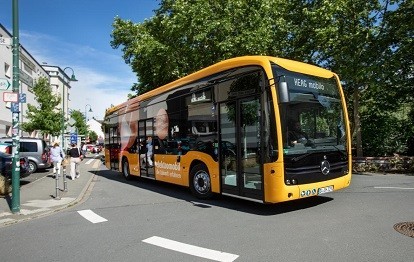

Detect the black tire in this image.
[190,163,213,199]
[122,158,132,180]
[28,161,37,173]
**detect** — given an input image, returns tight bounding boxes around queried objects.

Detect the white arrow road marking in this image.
[77,209,108,224]
[142,236,239,262]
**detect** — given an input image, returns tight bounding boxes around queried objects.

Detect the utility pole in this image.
[11,0,20,213]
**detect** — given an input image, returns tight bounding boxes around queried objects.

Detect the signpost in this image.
[70,133,78,145]
[11,0,21,214]
[0,78,11,90]
[3,91,19,102]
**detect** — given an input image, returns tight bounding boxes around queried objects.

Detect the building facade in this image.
[0,23,73,145]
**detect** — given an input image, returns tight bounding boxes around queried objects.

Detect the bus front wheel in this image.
[122,158,132,180]
[190,164,213,199]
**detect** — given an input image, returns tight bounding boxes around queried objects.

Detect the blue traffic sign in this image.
[19,93,26,103]
[70,133,78,144]
[10,102,19,113]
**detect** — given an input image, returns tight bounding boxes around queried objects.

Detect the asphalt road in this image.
[1,168,413,262]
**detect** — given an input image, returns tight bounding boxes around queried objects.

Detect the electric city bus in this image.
[103,56,352,203]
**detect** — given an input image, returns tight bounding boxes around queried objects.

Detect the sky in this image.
[0,0,160,120]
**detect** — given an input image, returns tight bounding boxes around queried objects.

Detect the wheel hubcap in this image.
[194,171,210,194]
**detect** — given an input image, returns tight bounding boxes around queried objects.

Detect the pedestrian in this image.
[81,142,87,157]
[67,143,84,180]
[50,140,65,178]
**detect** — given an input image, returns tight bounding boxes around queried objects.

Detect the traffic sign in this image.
[19,93,27,103]
[0,78,11,90]
[10,102,19,113]
[70,133,78,144]
[3,92,18,102]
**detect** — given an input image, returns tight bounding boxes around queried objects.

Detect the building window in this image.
[23,62,33,75]
[4,63,11,78]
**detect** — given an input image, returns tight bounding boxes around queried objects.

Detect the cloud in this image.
[19,29,136,119]
[69,67,134,120]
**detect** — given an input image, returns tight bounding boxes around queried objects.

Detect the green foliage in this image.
[70,110,89,136]
[111,0,305,94]
[88,131,98,142]
[111,0,413,156]
[21,77,63,136]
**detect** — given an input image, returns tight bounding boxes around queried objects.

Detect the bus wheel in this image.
[122,159,132,180]
[190,164,213,199]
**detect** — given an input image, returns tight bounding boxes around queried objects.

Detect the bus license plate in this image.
[318,186,334,195]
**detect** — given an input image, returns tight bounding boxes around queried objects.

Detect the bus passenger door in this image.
[108,126,120,171]
[138,119,155,178]
[220,97,262,200]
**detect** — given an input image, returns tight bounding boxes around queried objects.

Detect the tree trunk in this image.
[353,88,363,157]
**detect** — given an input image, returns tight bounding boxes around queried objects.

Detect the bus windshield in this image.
[273,66,347,157]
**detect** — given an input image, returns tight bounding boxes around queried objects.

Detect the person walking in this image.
[50,140,65,178]
[81,142,87,157]
[67,143,84,180]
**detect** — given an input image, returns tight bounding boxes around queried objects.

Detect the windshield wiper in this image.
[291,146,346,162]
[291,152,315,162]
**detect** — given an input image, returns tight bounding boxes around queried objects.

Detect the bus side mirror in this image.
[277,81,289,103]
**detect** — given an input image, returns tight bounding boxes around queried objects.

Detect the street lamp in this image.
[85,104,93,121]
[62,67,77,149]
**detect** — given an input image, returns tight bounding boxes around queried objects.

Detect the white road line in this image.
[77,210,108,224]
[142,236,239,262]
[85,158,95,165]
[374,186,414,190]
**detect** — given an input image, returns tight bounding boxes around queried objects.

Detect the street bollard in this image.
[63,166,68,192]
[54,165,60,200]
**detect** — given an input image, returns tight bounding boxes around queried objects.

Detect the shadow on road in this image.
[89,168,333,216]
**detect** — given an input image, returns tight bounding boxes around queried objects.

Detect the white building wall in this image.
[41,65,74,148]
[87,118,104,143]
[0,24,50,138]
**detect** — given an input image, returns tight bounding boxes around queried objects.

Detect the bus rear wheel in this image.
[122,158,132,180]
[190,164,213,199]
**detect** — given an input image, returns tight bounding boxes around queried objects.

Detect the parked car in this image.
[0,142,12,154]
[0,151,31,178]
[0,137,51,173]
[86,144,101,153]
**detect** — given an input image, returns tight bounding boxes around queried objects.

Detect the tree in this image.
[70,110,88,136]
[111,0,301,94]
[88,131,98,143]
[21,77,63,136]
[111,0,413,156]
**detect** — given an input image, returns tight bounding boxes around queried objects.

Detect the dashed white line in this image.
[374,187,414,190]
[142,236,239,262]
[77,209,108,224]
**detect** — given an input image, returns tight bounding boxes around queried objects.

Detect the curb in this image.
[0,159,100,228]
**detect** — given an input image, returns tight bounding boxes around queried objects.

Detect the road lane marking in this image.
[142,236,239,262]
[77,209,108,224]
[374,187,414,190]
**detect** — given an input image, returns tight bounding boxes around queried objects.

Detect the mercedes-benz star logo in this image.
[320,160,331,175]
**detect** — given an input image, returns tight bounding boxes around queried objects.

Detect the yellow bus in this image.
[103,56,352,203]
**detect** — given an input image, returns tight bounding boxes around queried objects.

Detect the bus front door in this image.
[138,119,155,178]
[219,98,262,200]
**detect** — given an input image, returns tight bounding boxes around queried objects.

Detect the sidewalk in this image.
[0,154,101,228]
